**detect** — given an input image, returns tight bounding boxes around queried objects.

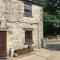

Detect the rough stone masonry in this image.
[0,0,43,56]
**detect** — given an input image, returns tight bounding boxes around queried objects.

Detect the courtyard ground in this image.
[8,48,60,60]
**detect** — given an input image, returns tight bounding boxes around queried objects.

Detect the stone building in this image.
[0,0,43,57]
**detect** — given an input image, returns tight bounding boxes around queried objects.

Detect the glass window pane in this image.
[24,4,31,11]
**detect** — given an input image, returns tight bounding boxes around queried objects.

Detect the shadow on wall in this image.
[45,44,60,51]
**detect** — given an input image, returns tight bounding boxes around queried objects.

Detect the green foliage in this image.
[33,0,60,36]
[33,0,48,6]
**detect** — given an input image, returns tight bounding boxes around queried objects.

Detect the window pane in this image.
[25,30,32,43]
[24,1,32,17]
[24,3,31,11]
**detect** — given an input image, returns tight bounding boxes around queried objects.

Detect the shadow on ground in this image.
[45,44,60,51]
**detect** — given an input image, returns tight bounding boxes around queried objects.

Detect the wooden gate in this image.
[0,31,7,58]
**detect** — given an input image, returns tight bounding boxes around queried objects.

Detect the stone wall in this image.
[0,0,43,53]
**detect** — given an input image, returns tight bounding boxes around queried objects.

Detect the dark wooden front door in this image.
[0,31,7,58]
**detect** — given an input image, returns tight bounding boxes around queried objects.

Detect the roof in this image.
[19,0,42,6]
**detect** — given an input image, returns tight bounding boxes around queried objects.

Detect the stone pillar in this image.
[38,22,43,48]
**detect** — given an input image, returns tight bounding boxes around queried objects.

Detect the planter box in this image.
[15,46,33,55]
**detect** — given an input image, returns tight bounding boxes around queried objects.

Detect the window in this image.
[24,1,32,17]
[25,30,33,45]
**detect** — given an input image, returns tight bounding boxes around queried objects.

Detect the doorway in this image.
[0,31,7,58]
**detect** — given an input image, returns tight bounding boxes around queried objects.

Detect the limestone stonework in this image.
[0,0,43,55]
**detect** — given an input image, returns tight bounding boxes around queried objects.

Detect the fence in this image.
[42,36,60,48]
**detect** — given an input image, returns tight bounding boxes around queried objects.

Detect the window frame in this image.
[24,1,32,17]
[25,30,33,45]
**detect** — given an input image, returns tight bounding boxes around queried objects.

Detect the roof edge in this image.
[18,0,43,6]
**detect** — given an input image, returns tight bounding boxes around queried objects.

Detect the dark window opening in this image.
[24,1,32,17]
[25,30,33,45]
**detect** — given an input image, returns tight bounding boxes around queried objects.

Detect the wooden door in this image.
[0,31,7,58]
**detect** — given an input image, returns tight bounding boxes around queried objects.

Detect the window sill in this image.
[24,42,34,45]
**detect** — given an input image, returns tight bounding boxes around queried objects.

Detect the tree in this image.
[33,0,60,36]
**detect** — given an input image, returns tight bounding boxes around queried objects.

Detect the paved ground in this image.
[8,48,60,60]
